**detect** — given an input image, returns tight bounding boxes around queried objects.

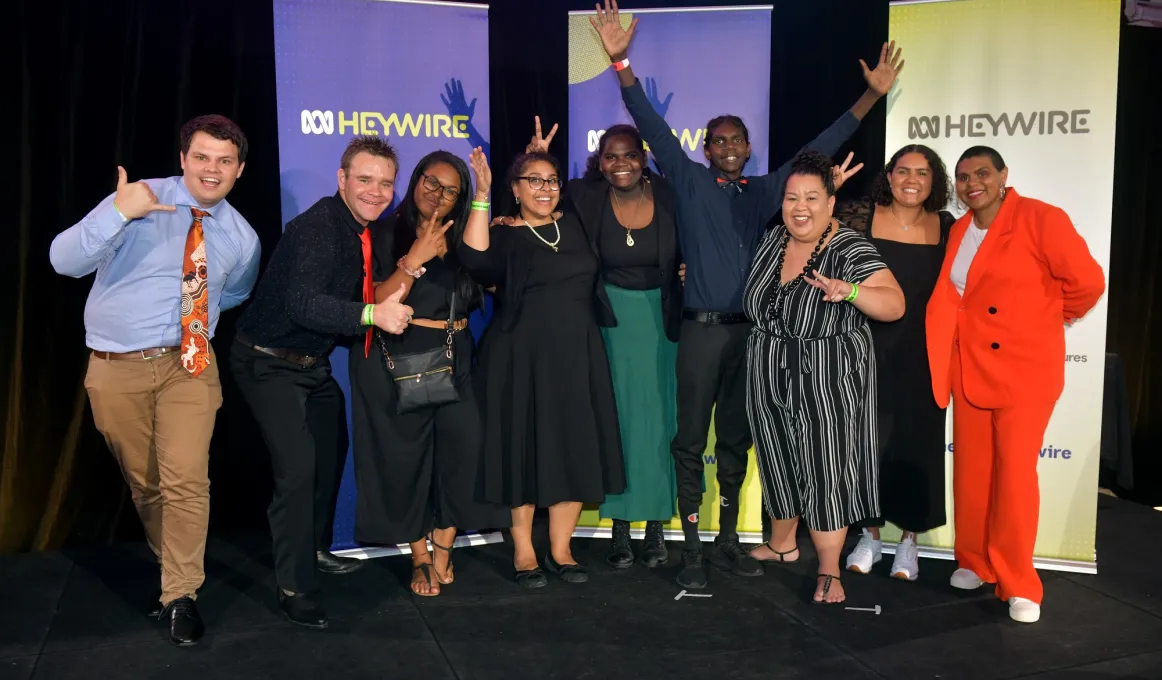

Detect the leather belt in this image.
[410,318,469,332]
[90,346,180,361]
[235,333,319,368]
[682,309,749,325]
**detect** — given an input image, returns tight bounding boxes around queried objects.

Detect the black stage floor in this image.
[3,494,1161,680]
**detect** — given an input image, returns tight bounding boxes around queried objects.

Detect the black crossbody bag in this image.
[376,292,460,414]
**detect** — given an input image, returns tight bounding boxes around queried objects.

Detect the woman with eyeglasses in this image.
[459,147,626,588]
[349,150,510,597]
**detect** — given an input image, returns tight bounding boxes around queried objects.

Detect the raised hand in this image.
[114,166,176,219]
[469,146,491,197]
[374,284,414,334]
[860,40,905,97]
[525,116,558,154]
[590,0,638,61]
[440,78,476,120]
[806,270,854,303]
[831,152,864,192]
[644,78,674,118]
[407,210,454,266]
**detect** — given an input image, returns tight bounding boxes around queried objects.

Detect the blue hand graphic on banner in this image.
[643,77,674,177]
[441,78,490,163]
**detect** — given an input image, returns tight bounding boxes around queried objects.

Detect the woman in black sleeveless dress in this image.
[459,148,625,588]
[836,144,954,583]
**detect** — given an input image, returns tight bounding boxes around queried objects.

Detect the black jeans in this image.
[230,341,347,595]
[671,319,753,527]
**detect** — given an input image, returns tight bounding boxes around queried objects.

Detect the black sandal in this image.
[428,533,455,585]
[814,573,842,604]
[749,541,799,564]
[515,567,548,589]
[411,563,440,597]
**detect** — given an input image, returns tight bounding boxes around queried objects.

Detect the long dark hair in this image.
[583,124,652,182]
[390,150,481,308]
[870,144,951,212]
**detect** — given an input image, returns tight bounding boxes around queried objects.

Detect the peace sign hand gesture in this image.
[590,0,638,61]
[407,210,454,266]
[861,40,905,97]
[831,152,864,192]
[114,166,176,219]
[806,270,854,304]
[525,116,558,154]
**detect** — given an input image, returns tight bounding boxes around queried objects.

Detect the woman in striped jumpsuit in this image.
[744,151,905,604]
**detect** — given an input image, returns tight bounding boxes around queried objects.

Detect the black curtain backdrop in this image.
[3,0,1157,554]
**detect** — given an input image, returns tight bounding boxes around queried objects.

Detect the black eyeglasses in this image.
[421,174,461,201]
[518,176,561,191]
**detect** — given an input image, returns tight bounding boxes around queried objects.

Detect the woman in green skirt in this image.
[564,124,682,568]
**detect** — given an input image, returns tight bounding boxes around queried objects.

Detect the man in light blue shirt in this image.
[49,114,260,647]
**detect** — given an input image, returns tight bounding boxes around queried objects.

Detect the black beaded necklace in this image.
[767,221,834,328]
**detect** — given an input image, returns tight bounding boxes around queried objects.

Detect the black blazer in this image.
[457,209,616,333]
[565,174,683,342]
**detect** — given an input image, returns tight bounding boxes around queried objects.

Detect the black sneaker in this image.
[707,532,764,577]
[641,521,668,568]
[676,549,707,589]
[607,520,634,569]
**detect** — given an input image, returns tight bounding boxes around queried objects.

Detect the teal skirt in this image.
[598,284,678,521]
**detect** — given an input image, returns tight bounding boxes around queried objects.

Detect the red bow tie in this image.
[717,177,748,191]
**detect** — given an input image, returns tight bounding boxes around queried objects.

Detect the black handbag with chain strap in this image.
[376,292,460,414]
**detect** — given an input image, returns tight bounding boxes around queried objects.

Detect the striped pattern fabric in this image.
[743,225,886,532]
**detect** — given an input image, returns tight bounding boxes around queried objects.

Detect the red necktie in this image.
[181,208,212,376]
[360,227,374,358]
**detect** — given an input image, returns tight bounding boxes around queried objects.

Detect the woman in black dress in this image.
[835,145,953,583]
[349,150,510,597]
[459,149,626,588]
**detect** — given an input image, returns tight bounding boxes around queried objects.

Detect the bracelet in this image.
[844,283,859,302]
[471,200,490,211]
[362,304,375,327]
[397,257,426,279]
[611,57,630,72]
[113,202,129,223]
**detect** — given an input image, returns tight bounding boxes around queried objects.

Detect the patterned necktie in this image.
[717,176,749,193]
[181,208,212,376]
[360,227,375,358]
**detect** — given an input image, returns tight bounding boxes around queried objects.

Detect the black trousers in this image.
[230,341,347,595]
[671,319,753,524]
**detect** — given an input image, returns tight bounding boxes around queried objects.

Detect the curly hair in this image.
[583,125,650,181]
[785,150,836,196]
[506,151,561,187]
[870,144,951,213]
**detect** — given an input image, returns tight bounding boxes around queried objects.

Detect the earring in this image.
[1000,186,1007,200]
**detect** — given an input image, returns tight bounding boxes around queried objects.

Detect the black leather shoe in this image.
[707,532,764,577]
[316,550,364,575]
[279,591,329,629]
[676,549,708,589]
[542,553,589,583]
[160,596,204,646]
[606,520,634,569]
[641,521,669,568]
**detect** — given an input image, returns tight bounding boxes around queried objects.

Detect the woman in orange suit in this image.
[926,146,1105,624]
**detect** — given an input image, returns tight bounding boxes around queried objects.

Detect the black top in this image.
[370,212,475,377]
[566,175,683,341]
[598,206,661,290]
[235,193,367,356]
[621,78,860,313]
[457,209,616,333]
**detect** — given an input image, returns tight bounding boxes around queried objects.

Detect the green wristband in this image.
[844,282,859,302]
[363,303,375,326]
[471,201,490,211]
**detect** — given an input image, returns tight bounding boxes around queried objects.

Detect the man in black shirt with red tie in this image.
[591,0,903,589]
[231,136,413,628]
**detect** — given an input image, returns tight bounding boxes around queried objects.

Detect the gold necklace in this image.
[889,203,926,231]
[610,183,646,247]
[523,217,561,252]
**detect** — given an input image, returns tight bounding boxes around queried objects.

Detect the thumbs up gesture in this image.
[373,284,414,334]
[114,166,177,220]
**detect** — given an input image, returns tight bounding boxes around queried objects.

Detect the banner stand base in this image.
[572,527,1097,575]
[332,531,504,560]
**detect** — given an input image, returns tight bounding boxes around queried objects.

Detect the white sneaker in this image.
[845,530,882,574]
[890,537,920,581]
[1008,597,1041,623]
[950,568,985,590]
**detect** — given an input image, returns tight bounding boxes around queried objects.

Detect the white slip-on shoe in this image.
[1008,597,1041,623]
[889,537,920,581]
[845,529,882,574]
[950,568,985,590]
